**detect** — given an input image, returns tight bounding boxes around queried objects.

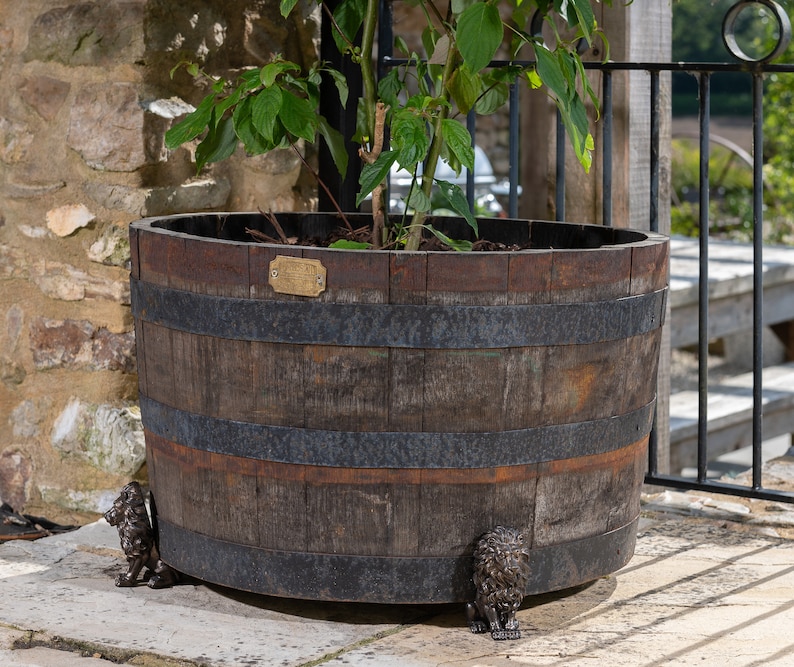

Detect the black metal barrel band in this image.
[131,278,667,349]
[156,517,639,603]
[140,395,655,468]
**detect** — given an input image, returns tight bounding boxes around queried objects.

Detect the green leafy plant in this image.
[166,0,609,251]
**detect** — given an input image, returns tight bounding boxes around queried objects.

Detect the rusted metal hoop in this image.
[722,0,792,63]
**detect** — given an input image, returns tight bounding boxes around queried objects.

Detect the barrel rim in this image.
[130,211,669,252]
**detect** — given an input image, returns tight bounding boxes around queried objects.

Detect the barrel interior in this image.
[130,212,668,603]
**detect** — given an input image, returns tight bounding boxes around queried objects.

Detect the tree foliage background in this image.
[672,0,794,243]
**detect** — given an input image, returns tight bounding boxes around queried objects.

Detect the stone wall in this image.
[0,1,319,515]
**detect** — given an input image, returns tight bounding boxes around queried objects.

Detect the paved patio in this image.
[2,462,794,666]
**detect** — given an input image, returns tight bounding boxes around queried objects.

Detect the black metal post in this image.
[697,72,711,483]
[555,109,566,221]
[318,0,365,212]
[752,71,765,490]
[602,70,613,227]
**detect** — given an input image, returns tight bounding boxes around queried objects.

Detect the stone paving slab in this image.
[2,499,794,666]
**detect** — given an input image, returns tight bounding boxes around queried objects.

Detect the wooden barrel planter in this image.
[129,212,668,604]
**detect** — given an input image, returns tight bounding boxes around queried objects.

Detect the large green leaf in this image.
[195,115,238,169]
[260,61,300,88]
[476,81,508,115]
[440,120,475,173]
[568,0,596,41]
[457,3,503,73]
[533,43,570,103]
[332,0,366,52]
[233,96,272,155]
[435,179,478,235]
[278,92,318,143]
[326,67,350,108]
[212,88,242,128]
[448,63,481,115]
[280,0,299,18]
[392,112,430,168]
[251,87,283,143]
[425,224,473,252]
[329,239,371,249]
[356,150,397,207]
[317,116,349,177]
[165,93,214,149]
[377,69,402,109]
[407,187,431,213]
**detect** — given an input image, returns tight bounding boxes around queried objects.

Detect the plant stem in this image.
[403,34,459,251]
[359,102,389,248]
[360,0,379,143]
[291,143,353,232]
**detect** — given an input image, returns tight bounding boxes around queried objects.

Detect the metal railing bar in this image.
[752,72,765,491]
[650,70,660,234]
[381,57,794,74]
[602,70,613,227]
[697,72,710,484]
[467,110,476,212]
[508,81,520,218]
[647,70,661,477]
[645,474,794,504]
[556,109,565,221]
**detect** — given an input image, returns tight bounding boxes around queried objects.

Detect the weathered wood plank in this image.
[670,237,794,348]
[426,252,509,305]
[252,342,306,427]
[532,441,645,548]
[304,245,389,304]
[208,451,259,546]
[169,236,249,298]
[421,348,507,432]
[669,362,794,470]
[507,251,552,304]
[257,461,307,552]
[146,432,183,529]
[139,322,174,407]
[302,345,390,430]
[550,246,632,303]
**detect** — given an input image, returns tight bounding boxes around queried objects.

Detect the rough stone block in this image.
[10,400,43,439]
[84,177,230,216]
[29,318,135,373]
[51,399,146,476]
[88,225,131,267]
[0,245,27,280]
[38,486,121,514]
[29,260,129,303]
[0,118,34,164]
[18,76,71,121]
[6,180,66,200]
[0,357,26,387]
[0,449,32,510]
[24,2,144,66]
[68,83,164,172]
[46,204,95,237]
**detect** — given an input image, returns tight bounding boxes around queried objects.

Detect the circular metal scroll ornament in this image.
[722,0,792,63]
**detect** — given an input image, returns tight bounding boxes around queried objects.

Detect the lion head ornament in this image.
[465,525,531,640]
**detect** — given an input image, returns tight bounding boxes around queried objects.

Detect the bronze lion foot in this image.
[466,526,530,641]
[104,482,178,589]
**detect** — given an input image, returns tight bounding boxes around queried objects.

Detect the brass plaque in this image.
[268,255,327,297]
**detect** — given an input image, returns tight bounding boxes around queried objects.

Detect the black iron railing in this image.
[320,1,794,504]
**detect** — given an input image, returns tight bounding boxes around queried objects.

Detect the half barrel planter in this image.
[129,212,668,604]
